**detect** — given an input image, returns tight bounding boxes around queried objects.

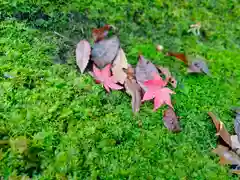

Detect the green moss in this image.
[0,0,240,179]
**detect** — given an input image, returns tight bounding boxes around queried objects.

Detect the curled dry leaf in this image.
[167,52,188,65]
[76,40,91,73]
[93,64,123,92]
[92,25,111,42]
[231,135,240,149]
[112,48,128,84]
[157,65,177,88]
[135,55,159,91]
[163,107,181,132]
[188,59,210,75]
[208,112,232,147]
[125,79,142,113]
[91,36,120,68]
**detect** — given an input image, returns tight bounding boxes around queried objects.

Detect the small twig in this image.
[53,31,77,44]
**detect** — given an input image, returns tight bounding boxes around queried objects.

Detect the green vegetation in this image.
[0,0,240,179]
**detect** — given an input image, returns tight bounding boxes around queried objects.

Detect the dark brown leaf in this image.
[124,78,142,112]
[233,108,240,142]
[92,25,111,42]
[167,52,188,65]
[112,48,128,84]
[135,55,159,91]
[76,40,91,73]
[208,112,232,147]
[91,36,120,68]
[163,107,181,132]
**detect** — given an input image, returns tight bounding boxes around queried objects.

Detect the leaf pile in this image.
[208,112,240,174]
[75,25,211,132]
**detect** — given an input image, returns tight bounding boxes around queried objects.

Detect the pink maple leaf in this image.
[142,73,175,111]
[93,64,123,92]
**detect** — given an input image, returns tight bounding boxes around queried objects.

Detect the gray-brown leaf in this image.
[91,36,120,68]
[76,40,91,73]
[112,48,128,84]
[163,107,181,132]
[124,79,142,112]
[135,55,159,91]
[157,65,177,88]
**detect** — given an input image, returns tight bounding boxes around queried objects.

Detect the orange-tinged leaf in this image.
[112,48,128,84]
[76,40,91,73]
[167,52,188,64]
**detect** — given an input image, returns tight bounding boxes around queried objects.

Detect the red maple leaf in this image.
[142,73,175,111]
[93,64,123,92]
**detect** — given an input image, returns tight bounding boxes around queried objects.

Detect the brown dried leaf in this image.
[163,107,181,132]
[124,79,142,112]
[156,65,177,88]
[91,36,120,68]
[135,55,159,91]
[76,40,91,73]
[112,48,128,84]
[208,112,232,147]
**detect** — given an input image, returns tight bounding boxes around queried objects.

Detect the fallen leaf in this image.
[125,65,135,80]
[76,40,91,73]
[92,25,111,42]
[91,36,120,68]
[157,65,177,88]
[124,78,142,112]
[163,107,181,132]
[188,59,210,75]
[208,112,232,147]
[135,55,159,91]
[93,64,123,92]
[112,48,128,84]
[231,165,240,174]
[142,73,175,111]
[212,145,240,165]
[166,52,188,64]
[231,135,240,149]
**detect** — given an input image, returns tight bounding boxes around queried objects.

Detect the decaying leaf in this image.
[112,48,128,84]
[91,36,120,68]
[163,107,181,132]
[188,59,210,75]
[76,40,91,73]
[93,64,123,92]
[92,25,111,42]
[142,73,175,111]
[208,112,232,147]
[125,79,142,112]
[157,65,177,88]
[167,52,188,64]
[212,145,240,165]
[135,55,159,91]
